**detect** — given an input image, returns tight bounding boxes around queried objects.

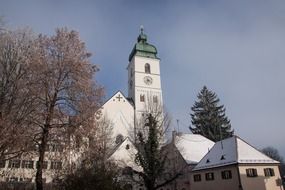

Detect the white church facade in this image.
[100,28,163,143]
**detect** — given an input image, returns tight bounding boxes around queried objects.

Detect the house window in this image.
[153,96,158,103]
[264,168,275,177]
[8,160,20,168]
[145,63,151,73]
[37,161,48,169]
[193,174,201,182]
[52,178,63,184]
[0,160,5,168]
[51,161,62,170]
[140,94,145,102]
[205,172,214,181]
[48,143,63,152]
[7,177,18,182]
[221,170,232,179]
[21,160,34,169]
[19,177,32,182]
[246,168,258,177]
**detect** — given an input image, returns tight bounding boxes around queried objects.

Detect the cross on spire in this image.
[116,94,123,102]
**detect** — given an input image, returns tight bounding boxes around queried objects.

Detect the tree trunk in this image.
[35,126,49,190]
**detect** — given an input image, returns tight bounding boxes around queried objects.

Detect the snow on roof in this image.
[175,134,215,164]
[193,136,279,171]
[108,137,142,172]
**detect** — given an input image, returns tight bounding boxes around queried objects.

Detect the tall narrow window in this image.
[205,172,214,181]
[193,174,201,182]
[0,160,5,168]
[37,161,48,169]
[153,96,158,103]
[221,170,232,179]
[51,161,62,170]
[140,94,145,102]
[21,160,34,169]
[145,63,151,73]
[8,160,20,168]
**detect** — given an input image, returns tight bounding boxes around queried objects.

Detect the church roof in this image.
[193,136,279,171]
[129,28,158,62]
[101,91,134,109]
[174,133,215,164]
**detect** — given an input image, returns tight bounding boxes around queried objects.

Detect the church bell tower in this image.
[127,27,163,121]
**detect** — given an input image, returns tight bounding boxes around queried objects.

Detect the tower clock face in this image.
[144,76,153,85]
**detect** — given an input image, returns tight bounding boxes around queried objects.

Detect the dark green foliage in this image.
[135,114,165,190]
[135,114,179,190]
[190,86,233,142]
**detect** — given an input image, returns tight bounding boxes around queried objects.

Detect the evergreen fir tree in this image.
[190,86,233,142]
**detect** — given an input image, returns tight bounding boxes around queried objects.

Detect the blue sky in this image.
[1,0,285,157]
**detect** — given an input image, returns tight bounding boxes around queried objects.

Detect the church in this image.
[99,27,164,143]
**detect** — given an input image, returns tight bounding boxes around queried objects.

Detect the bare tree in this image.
[62,116,125,190]
[81,115,114,165]
[261,147,284,163]
[133,96,170,144]
[26,28,103,190]
[0,28,37,160]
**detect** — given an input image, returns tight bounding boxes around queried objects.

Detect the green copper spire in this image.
[129,27,158,61]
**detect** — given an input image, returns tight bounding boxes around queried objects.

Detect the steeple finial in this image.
[140,25,144,35]
[129,27,158,61]
[137,25,147,43]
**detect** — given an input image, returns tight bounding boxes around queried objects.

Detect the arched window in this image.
[153,95,158,103]
[145,63,151,73]
[140,94,145,102]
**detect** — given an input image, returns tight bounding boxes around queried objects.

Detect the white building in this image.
[191,136,284,190]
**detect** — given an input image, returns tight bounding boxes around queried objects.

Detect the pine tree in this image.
[190,86,233,142]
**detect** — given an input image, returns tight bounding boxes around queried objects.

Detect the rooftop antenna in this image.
[220,126,224,149]
[176,119,180,133]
